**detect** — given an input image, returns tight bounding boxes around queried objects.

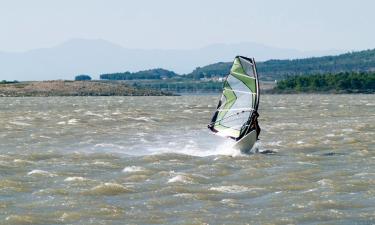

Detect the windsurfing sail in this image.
[208,56,260,141]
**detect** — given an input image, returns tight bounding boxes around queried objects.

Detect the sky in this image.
[0,0,374,52]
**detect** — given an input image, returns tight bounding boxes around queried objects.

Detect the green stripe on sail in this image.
[214,124,240,137]
[231,58,247,76]
[230,71,256,94]
[230,58,257,94]
[215,84,236,122]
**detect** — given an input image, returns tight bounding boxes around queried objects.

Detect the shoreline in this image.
[1,80,373,97]
[264,89,375,94]
[0,80,175,97]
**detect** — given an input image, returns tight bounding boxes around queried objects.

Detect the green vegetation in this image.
[1,80,19,84]
[97,49,375,84]
[6,48,374,95]
[68,48,375,94]
[186,62,232,80]
[187,49,375,81]
[75,74,92,81]
[273,72,375,93]
[258,49,375,81]
[99,67,224,92]
[100,68,178,80]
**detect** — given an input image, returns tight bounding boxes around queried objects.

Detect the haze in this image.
[1,0,374,52]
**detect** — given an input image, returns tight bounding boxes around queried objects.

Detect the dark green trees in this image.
[275,72,375,93]
[186,49,375,81]
[100,69,178,80]
[75,74,92,81]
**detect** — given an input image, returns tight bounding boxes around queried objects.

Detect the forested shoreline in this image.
[99,49,375,81]
[2,48,375,95]
[271,72,375,93]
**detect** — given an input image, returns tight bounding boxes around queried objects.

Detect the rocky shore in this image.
[0,80,174,97]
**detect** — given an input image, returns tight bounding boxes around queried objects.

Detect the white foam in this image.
[64,176,87,182]
[122,166,144,173]
[317,179,333,187]
[165,136,250,157]
[9,121,31,126]
[112,111,122,115]
[89,182,131,194]
[221,199,235,203]
[84,111,103,117]
[136,132,147,137]
[210,185,264,193]
[67,119,79,125]
[267,141,282,146]
[93,161,114,167]
[13,159,33,164]
[302,188,318,193]
[93,143,125,150]
[167,175,193,184]
[129,116,153,122]
[91,131,258,157]
[27,169,56,177]
[353,172,375,177]
[173,193,194,198]
[140,136,258,157]
[39,135,51,139]
[213,140,244,157]
[342,128,354,132]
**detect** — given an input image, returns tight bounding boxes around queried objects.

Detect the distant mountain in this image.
[188,49,375,81]
[0,38,343,81]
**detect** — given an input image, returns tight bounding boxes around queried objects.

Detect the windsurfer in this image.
[208,56,260,152]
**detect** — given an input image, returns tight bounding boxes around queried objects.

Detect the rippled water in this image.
[0,95,374,224]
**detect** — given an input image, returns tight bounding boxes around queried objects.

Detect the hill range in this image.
[98,48,375,94]
[2,48,374,95]
[0,39,342,81]
[187,49,375,81]
[98,48,375,82]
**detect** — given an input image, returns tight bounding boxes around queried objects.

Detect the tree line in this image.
[187,49,375,81]
[94,48,375,83]
[274,72,375,93]
[1,80,19,84]
[100,68,178,80]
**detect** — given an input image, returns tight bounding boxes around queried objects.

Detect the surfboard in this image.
[232,130,257,153]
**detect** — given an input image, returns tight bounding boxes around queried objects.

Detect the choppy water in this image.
[0,95,374,225]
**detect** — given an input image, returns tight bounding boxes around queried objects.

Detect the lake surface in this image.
[0,95,374,224]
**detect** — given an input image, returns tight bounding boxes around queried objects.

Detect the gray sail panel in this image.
[239,57,255,78]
